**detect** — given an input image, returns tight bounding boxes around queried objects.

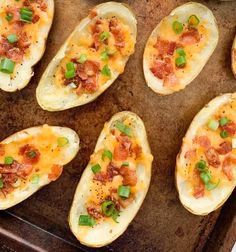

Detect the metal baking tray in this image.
[0,0,235,251]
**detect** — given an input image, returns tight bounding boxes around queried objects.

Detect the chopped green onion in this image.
[31,174,39,184]
[220,130,229,139]
[176,48,186,56]
[175,56,186,67]
[100,49,109,61]
[219,117,229,126]
[78,54,87,64]
[27,150,37,158]
[4,156,14,165]
[0,58,15,74]
[200,171,212,185]
[205,179,220,191]
[78,215,96,227]
[122,162,129,167]
[57,137,69,147]
[20,8,33,23]
[101,64,111,77]
[0,178,3,189]
[172,21,183,34]
[6,13,13,22]
[196,160,207,171]
[111,209,120,223]
[7,34,18,44]
[99,31,110,42]
[66,62,75,71]
[115,121,132,137]
[91,164,101,174]
[65,70,75,79]
[208,119,219,131]
[101,200,115,216]
[102,150,112,161]
[118,185,130,198]
[188,15,200,27]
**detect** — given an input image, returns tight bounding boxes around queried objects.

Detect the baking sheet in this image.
[0,0,236,251]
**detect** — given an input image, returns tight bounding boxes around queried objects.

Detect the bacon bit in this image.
[1,184,14,197]
[32,15,40,23]
[6,7,20,22]
[0,37,13,56]
[118,194,135,208]
[89,9,97,19]
[93,171,108,184]
[91,19,103,50]
[222,156,235,181]
[193,135,211,149]
[221,122,236,136]
[0,162,18,174]
[16,163,33,179]
[205,147,220,168]
[217,142,232,155]
[2,173,18,184]
[192,169,204,199]
[17,32,31,49]
[19,144,40,164]
[39,2,47,11]
[131,145,142,159]
[184,149,196,159]
[163,73,178,87]
[106,162,120,181]
[109,18,125,48]
[114,135,132,161]
[48,164,63,181]
[0,144,5,156]
[120,166,137,186]
[180,28,200,46]
[87,206,103,219]
[154,38,177,56]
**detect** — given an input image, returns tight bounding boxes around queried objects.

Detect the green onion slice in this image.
[188,15,200,27]
[27,150,37,158]
[172,21,183,34]
[111,209,120,223]
[57,137,69,147]
[122,162,129,167]
[6,13,13,22]
[20,8,33,23]
[205,179,220,191]
[176,48,186,56]
[102,149,112,161]
[115,121,132,137]
[195,160,207,171]
[101,64,111,77]
[200,171,212,185]
[0,178,3,189]
[101,200,115,216]
[99,31,110,42]
[78,54,87,64]
[7,34,18,44]
[100,49,109,61]
[0,58,15,74]
[4,156,14,165]
[220,130,229,139]
[78,215,96,227]
[31,174,40,184]
[91,164,101,174]
[175,56,186,67]
[219,117,229,126]
[118,185,131,198]
[208,119,219,131]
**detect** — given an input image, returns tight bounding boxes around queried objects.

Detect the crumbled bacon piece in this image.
[19,144,40,164]
[109,18,125,48]
[120,166,137,186]
[205,147,220,168]
[89,9,97,19]
[221,122,236,136]
[193,135,211,149]
[154,38,177,56]
[131,145,142,159]
[192,169,204,199]
[184,149,196,159]
[87,206,103,219]
[106,162,120,181]
[114,135,132,161]
[91,19,103,50]
[217,142,232,155]
[222,156,235,181]
[0,144,5,156]
[32,15,40,23]
[118,193,135,208]
[180,28,200,46]
[93,171,108,184]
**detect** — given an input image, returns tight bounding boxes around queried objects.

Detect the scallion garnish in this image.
[118,185,130,198]
[27,150,37,158]
[176,48,186,57]
[78,215,96,227]
[205,179,220,191]
[57,137,69,147]
[0,178,3,189]
[20,7,33,23]
[91,164,101,174]
[31,174,40,184]
[101,64,111,77]
[172,21,183,34]
[220,130,229,139]
[195,160,207,171]
[0,58,15,74]
[115,121,132,137]
[100,49,109,61]
[7,34,18,44]
[175,56,186,67]
[78,54,87,64]
[4,156,14,165]
[6,13,13,22]
[65,62,75,79]
[99,31,110,42]
[208,119,219,131]
[188,15,200,27]
[219,117,229,126]
[122,162,129,167]
[101,200,115,216]
[102,149,112,161]
[200,171,212,185]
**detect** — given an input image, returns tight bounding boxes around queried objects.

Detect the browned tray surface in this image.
[0,0,235,251]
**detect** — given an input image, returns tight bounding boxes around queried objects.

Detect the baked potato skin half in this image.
[143,2,219,95]
[0,125,79,210]
[36,2,137,111]
[69,111,153,247]
[0,0,54,92]
[232,35,236,78]
[176,93,236,215]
